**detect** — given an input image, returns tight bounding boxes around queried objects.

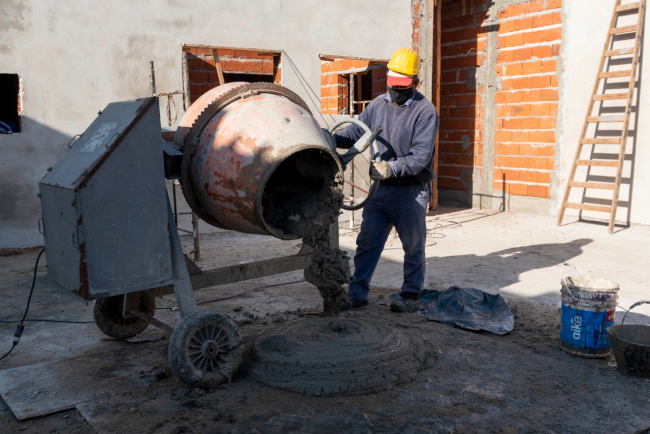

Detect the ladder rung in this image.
[610,25,637,34]
[581,138,622,145]
[617,3,641,12]
[598,70,632,78]
[593,93,629,100]
[565,203,613,213]
[605,47,636,56]
[569,181,616,190]
[576,159,619,167]
[587,116,626,123]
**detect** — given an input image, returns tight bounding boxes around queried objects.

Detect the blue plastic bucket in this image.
[560,266,619,358]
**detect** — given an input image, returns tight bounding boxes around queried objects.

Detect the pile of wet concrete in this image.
[245,317,431,396]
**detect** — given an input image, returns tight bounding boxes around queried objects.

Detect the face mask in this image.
[387,85,415,105]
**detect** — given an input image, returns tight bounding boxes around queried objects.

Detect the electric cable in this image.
[0,248,45,362]
[0,319,93,324]
[281,50,335,127]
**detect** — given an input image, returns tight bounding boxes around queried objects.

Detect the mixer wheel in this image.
[93,291,156,339]
[168,310,242,389]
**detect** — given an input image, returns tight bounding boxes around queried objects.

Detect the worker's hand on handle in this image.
[370,161,393,181]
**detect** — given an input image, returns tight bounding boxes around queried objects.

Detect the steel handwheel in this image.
[168,310,242,388]
[328,118,382,211]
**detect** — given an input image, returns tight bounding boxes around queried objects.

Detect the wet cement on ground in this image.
[244,317,432,396]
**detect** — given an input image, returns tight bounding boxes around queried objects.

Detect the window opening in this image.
[319,56,387,115]
[0,74,20,134]
[182,46,281,104]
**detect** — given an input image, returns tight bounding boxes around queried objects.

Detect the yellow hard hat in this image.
[387,48,420,76]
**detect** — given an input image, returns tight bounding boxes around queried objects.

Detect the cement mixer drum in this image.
[176,83,343,240]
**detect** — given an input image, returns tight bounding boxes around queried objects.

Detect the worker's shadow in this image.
[424,238,593,299]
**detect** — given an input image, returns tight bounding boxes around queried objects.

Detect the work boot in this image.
[340,295,368,311]
[390,292,420,313]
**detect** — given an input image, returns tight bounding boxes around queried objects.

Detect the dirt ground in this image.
[0,207,649,434]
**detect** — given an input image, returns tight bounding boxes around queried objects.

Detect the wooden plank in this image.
[569,181,616,190]
[610,25,637,34]
[319,54,390,63]
[598,70,632,78]
[587,115,626,122]
[593,92,629,100]
[576,159,619,167]
[430,0,442,211]
[183,44,281,55]
[581,138,622,144]
[565,203,612,213]
[604,47,636,56]
[212,49,225,86]
[617,2,641,12]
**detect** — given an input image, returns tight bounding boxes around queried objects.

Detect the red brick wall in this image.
[320,58,387,115]
[493,0,561,198]
[438,0,562,200]
[438,0,488,191]
[182,46,281,103]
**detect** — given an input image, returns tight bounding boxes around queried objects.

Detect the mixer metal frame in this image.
[39,83,373,388]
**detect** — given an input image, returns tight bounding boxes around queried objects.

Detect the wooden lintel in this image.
[182,44,282,55]
[319,54,389,63]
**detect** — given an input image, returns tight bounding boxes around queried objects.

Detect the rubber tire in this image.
[168,310,242,389]
[93,291,156,340]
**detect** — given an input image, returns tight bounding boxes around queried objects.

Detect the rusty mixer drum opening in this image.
[261,147,342,239]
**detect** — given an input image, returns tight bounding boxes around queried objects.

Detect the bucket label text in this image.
[560,305,615,350]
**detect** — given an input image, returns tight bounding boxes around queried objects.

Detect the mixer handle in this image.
[338,126,383,166]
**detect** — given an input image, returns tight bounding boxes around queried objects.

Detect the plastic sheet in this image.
[390,286,514,335]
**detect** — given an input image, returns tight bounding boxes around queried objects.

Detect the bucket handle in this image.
[561,263,590,302]
[621,300,650,325]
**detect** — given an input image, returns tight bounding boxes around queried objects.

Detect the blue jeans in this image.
[348,182,430,301]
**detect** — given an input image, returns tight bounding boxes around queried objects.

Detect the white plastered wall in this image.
[0,0,412,248]
[557,0,650,225]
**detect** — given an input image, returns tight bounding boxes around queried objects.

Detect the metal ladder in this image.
[557,0,646,233]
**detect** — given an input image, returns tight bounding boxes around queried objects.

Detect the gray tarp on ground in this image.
[391,286,515,335]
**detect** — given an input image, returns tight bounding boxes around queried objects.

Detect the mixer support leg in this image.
[166,196,198,318]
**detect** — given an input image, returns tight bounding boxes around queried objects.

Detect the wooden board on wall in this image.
[429,0,442,210]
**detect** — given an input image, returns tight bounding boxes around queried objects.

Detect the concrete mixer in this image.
[38,82,381,388]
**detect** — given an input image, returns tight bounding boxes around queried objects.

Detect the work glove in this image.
[370,161,393,181]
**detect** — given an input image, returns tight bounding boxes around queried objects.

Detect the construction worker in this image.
[334,48,439,313]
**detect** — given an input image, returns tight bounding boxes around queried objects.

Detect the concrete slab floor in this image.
[0,207,648,433]
[341,206,650,316]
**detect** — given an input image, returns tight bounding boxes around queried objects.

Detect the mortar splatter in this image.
[261,149,348,314]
